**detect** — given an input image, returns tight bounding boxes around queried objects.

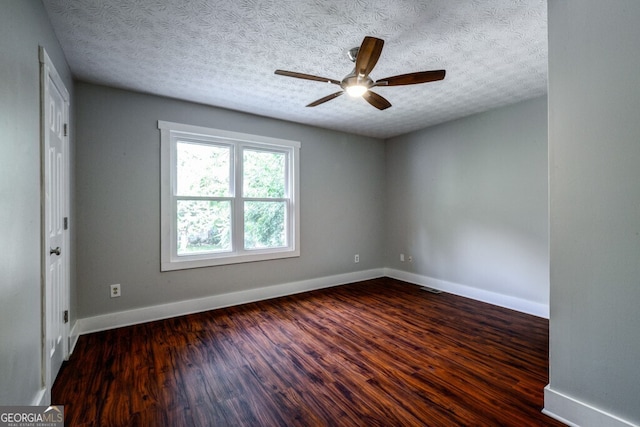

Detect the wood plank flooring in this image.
[53,278,564,426]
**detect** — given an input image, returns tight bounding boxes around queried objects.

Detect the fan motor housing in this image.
[341,73,373,90]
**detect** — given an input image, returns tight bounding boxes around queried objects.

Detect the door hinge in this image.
[63,123,68,137]
[63,310,69,324]
[64,217,68,230]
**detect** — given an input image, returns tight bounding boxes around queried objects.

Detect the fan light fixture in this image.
[274,36,446,110]
[346,84,368,97]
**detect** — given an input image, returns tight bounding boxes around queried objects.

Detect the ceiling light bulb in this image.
[346,85,368,97]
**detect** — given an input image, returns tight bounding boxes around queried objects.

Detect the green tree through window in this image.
[243,149,286,249]
[176,142,232,254]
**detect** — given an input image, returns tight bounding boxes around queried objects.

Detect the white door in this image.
[40,47,70,402]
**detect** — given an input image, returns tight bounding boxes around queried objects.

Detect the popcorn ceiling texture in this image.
[43,0,547,139]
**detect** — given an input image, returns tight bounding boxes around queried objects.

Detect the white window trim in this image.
[159,121,300,271]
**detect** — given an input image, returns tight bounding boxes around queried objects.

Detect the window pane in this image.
[244,201,286,249]
[177,141,230,197]
[177,200,231,255]
[243,149,285,198]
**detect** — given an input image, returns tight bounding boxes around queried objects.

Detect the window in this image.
[159,121,300,271]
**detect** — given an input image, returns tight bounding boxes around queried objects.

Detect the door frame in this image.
[39,46,70,404]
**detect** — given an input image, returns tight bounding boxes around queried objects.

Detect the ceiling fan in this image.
[274,36,446,110]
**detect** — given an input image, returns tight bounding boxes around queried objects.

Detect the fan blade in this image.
[306,91,344,107]
[375,70,446,86]
[355,36,384,77]
[275,70,341,85]
[362,90,391,110]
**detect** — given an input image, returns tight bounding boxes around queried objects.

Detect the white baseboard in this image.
[68,321,79,356]
[31,388,47,406]
[384,268,549,318]
[77,269,384,335]
[544,385,638,427]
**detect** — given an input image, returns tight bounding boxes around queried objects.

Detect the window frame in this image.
[159,121,300,271]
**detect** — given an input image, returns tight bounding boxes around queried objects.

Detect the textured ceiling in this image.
[42,0,547,139]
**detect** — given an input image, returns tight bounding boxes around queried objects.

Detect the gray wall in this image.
[385,96,549,306]
[0,0,74,405]
[548,0,640,423]
[75,82,385,318]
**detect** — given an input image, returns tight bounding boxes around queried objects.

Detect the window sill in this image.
[161,248,300,271]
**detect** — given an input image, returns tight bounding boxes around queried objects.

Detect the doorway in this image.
[40,46,70,404]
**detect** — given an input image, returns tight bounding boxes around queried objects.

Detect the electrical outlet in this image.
[354,254,360,263]
[408,255,413,263]
[400,253,405,262]
[110,284,121,298]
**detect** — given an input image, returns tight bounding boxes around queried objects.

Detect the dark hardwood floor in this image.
[53,278,564,426]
